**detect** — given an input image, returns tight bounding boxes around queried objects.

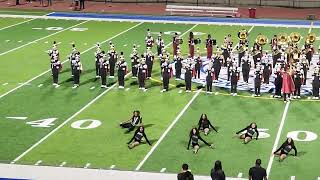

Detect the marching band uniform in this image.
[145,29,154,49]
[172,33,179,56]
[145,48,154,79]
[99,52,108,88]
[174,53,183,80]
[206,66,215,93]
[241,55,250,83]
[305,43,314,65]
[194,55,202,79]
[293,69,303,98]
[226,57,234,81]
[51,56,61,86]
[272,46,281,68]
[189,32,195,58]
[262,57,272,84]
[117,53,127,88]
[131,47,139,78]
[301,57,309,85]
[222,45,230,67]
[184,63,193,92]
[161,60,172,92]
[156,33,165,56]
[252,42,262,68]
[230,66,240,95]
[206,34,214,59]
[108,46,118,78]
[282,68,295,102]
[71,53,82,88]
[138,56,148,90]
[213,55,223,81]
[274,65,283,98]
[94,44,102,78]
[237,42,246,67]
[254,66,262,96]
[312,67,320,99]
[68,44,77,77]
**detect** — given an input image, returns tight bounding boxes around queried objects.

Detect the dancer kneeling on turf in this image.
[198,114,218,135]
[273,137,297,162]
[236,122,259,144]
[120,110,142,132]
[127,126,151,149]
[187,128,213,153]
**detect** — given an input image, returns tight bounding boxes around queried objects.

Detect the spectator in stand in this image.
[249,159,267,180]
[80,0,85,10]
[211,160,225,180]
[177,163,194,180]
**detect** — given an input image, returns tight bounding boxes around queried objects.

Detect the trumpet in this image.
[256,34,268,46]
[306,33,316,44]
[290,32,301,43]
[277,33,288,45]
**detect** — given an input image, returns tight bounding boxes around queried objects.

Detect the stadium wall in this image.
[93,0,320,8]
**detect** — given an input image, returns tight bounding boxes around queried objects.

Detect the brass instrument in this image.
[256,34,268,46]
[306,33,316,44]
[290,32,301,43]
[277,33,289,45]
[238,29,248,40]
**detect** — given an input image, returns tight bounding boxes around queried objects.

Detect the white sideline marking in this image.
[6,117,28,120]
[135,90,201,170]
[237,173,243,178]
[110,165,115,169]
[84,163,90,169]
[0,20,89,57]
[0,18,35,31]
[59,162,66,167]
[38,84,43,87]
[34,160,42,166]
[160,168,166,173]
[291,176,295,180]
[0,22,143,100]
[2,83,8,85]
[90,86,95,90]
[266,102,290,178]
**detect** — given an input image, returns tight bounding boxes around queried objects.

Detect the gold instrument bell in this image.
[238,29,248,40]
[306,33,316,44]
[290,32,301,43]
[277,33,288,45]
[256,34,268,46]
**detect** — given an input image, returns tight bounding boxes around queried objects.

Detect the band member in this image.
[312,66,320,99]
[127,126,151,149]
[174,51,183,80]
[305,43,314,65]
[187,128,213,154]
[293,68,303,99]
[145,29,154,49]
[254,64,263,97]
[270,35,278,50]
[272,45,281,68]
[161,58,172,92]
[273,138,297,162]
[48,41,59,60]
[94,43,102,78]
[156,32,165,56]
[145,47,154,79]
[51,55,61,87]
[236,122,259,144]
[301,57,309,85]
[206,34,214,59]
[274,63,283,98]
[68,43,78,77]
[173,32,179,56]
[230,64,240,96]
[184,61,193,92]
[130,45,139,79]
[262,55,272,84]
[99,51,108,88]
[221,44,230,66]
[226,57,233,81]
[237,43,246,67]
[108,43,118,78]
[206,65,214,93]
[252,42,262,68]
[138,55,148,91]
[213,54,223,81]
[241,55,250,84]
[198,114,218,135]
[188,32,195,58]
[120,110,142,132]
[194,51,202,79]
[282,67,295,102]
[117,52,127,89]
[71,52,82,88]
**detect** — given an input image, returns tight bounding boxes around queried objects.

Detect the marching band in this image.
[48,28,320,100]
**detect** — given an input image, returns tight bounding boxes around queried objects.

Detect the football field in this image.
[0,11,320,180]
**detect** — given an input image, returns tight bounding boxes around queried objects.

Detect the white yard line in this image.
[266,102,290,178]
[0,18,35,31]
[308,21,314,33]
[135,90,201,171]
[0,22,143,100]
[0,20,89,57]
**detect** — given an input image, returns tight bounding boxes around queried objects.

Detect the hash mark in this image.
[44,41,48,44]
[90,86,95,90]
[35,160,42,166]
[290,176,295,180]
[110,165,115,169]
[38,84,43,87]
[178,90,182,93]
[5,40,10,42]
[123,44,127,47]
[84,163,91,168]
[59,162,66,167]
[160,168,166,173]
[2,83,8,86]
[18,40,23,43]
[125,88,130,91]
[237,172,243,178]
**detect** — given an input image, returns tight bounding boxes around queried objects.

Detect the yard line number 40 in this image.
[26,118,318,142]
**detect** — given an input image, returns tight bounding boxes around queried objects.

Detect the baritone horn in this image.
[277,33,288,45]
[306,33,316,44]
[256,34,268,46]
[238,29,248,40]
[290,32,301,43]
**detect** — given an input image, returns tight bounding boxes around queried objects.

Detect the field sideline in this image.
[0,11,320,180]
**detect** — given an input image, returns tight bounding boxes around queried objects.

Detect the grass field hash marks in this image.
[59,162,67,167]
[34,160,42,166]
[0,22,143,100]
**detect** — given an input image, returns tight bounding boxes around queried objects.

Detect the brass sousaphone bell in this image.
[238,29,248,40]
[277,33,288,45]
[256,34,268,46]
[290,32,301,43]
[306,32,316,44]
